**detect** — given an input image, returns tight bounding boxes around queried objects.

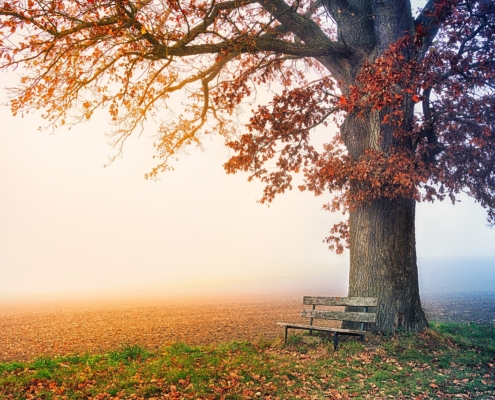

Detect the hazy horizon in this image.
[2,255,494,306]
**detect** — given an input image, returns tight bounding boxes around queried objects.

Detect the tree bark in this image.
[338,96,429,333]
[340,109,428,332]
[348,198,428,332]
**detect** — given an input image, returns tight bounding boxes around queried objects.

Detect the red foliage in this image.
[224,0,495,250]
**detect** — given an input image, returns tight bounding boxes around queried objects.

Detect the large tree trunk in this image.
[339,109,428,333]
[327,0,428,333]
[348,198,428,332]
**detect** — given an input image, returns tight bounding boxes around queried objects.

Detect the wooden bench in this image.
[277,296,378,350]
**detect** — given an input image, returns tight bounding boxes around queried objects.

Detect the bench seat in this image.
[276,322,367,336]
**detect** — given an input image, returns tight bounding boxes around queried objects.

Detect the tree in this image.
[1,0,493,332]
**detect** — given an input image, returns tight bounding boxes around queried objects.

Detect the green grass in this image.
[1,323,494,399]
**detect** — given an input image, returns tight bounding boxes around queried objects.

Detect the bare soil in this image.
[0,294,302,362]
[1,291,494,362]
[422,290,495,325]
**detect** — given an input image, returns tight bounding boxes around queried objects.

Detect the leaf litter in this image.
[0,293,494,399]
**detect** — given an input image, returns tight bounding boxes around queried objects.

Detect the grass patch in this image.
[1,323,494,399]
[108,344,152,364]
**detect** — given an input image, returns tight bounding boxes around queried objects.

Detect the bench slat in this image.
[303,296,378,307]
[276,322,365,335]
[301,309,377,323]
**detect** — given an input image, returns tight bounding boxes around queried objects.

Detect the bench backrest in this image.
[301,296,378,328]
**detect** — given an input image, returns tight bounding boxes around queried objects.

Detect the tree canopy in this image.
[1,0,493,251]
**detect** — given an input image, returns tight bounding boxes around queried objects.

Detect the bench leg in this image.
[333,332,338,350]
[284,326,288,346]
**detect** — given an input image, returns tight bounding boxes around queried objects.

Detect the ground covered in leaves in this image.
[1,292,495,399]
[0,323,494,399]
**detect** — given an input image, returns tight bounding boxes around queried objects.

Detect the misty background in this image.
[1,35,494,304]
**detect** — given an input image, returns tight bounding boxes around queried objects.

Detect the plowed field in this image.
[1,291,494,362]
[0,294,303,362]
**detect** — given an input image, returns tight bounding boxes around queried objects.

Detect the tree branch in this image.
[257,0,357,81]
[414,0,451,59]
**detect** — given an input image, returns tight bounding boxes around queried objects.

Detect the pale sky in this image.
[1,6,494,300]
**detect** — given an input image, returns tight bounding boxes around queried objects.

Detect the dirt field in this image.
[0,294,303,362]
[1,291,494,362]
